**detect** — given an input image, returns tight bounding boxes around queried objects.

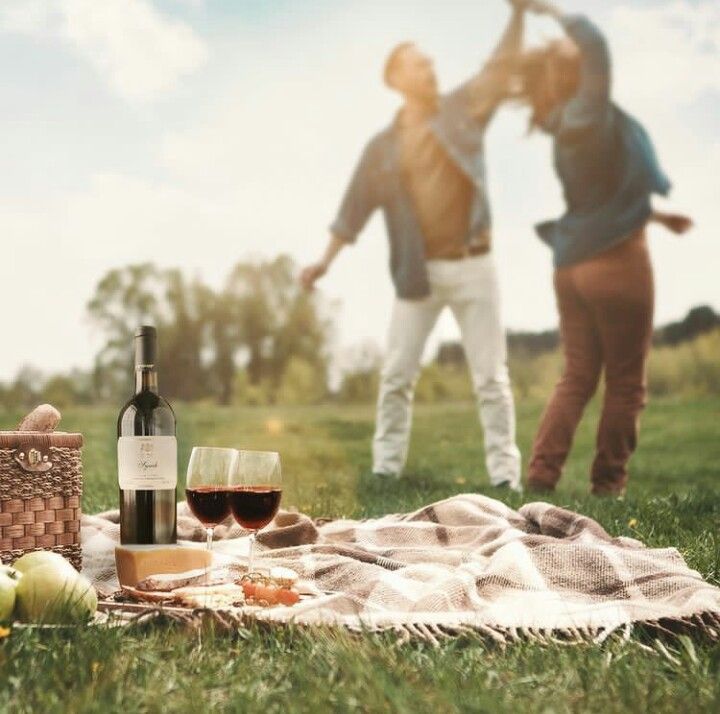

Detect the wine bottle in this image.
[117,326,177,544]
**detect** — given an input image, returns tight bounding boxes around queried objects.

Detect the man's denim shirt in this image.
[330,87,493,300]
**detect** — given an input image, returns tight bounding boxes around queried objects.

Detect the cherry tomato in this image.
[242,582,257,598]
[255,585,279,603]
[277,588,300,606]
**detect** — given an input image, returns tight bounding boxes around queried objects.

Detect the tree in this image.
[659,305,720,346]
[87,263,167,401]
[87,264,212,401]
[276,357,327,405]
[2,365,44,411]
[224,256,333,397]
[87,256,334,404]
[43,373,90,409]
[337,340,382,403]
[194,286,240,406]
[158,270,208,401]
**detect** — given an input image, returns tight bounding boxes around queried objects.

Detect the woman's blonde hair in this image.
[519,44,580,130]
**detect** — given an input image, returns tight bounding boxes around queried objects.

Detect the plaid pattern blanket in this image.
[82,494,720,642]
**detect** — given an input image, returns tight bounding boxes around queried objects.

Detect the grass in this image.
[1,396,719,712]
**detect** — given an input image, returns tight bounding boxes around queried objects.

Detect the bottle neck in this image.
[135,366,158,394]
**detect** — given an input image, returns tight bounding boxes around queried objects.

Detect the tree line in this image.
[0,256,334,409]
[0,255,717,411]
[437,304,720,366]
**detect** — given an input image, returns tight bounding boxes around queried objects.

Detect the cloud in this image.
[0,172,237,373]
[608,1,720,105]
[0,0,55,35]
[602,1,720,209]
[0,0,718,377]
[0,0,207,101]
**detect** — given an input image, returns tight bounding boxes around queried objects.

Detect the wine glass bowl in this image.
[229,450,282,572]
[185,446,238,550]
[228,487,282,531]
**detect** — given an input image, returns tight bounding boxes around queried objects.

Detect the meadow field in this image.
[1,396,719,712]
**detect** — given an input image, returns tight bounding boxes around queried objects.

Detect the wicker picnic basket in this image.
[0,430,83,570]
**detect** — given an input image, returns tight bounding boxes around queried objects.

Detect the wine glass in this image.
[185,447,237,551]
[229,450,282,573]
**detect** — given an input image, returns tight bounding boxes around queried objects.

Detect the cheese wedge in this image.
[115,545,212,587]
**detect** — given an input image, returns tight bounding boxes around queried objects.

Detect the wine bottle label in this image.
[118,436,178,490]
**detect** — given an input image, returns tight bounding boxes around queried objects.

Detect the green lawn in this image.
[1,397,719,713]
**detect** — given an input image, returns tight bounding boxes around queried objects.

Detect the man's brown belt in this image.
[433,244,490,261]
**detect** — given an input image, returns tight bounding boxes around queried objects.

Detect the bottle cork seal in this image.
[17,404,62,433]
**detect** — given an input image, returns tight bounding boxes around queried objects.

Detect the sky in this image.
[0,0,718,378]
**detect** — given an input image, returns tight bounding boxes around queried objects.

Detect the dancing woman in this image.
[519,2,692,495]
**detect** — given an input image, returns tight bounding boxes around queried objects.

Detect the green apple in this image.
[15,567,97,624]
[0,572,18,621]
[0,564,21,580]
[13,551,77,576]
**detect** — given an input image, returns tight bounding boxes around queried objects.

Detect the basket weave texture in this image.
[0,432,83,570]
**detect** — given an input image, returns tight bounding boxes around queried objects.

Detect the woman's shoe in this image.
[591,485,626,498]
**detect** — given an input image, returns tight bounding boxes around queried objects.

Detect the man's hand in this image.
[507,0,531,11]
[301,233,346,291]
[300,261,329,291]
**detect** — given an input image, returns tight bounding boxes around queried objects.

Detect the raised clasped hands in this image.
[525,1,561,17]
[506,0,559,18]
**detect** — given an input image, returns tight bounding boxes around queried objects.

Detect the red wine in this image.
[228,487,282,530]
[117,326,177,545]
[186,487,231,526]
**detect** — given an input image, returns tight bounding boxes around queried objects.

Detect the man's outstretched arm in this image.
[468,0,527,120]
[490,0,528,63]
[300,141,379,291]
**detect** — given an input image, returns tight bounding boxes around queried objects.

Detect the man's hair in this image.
[383,42,414,87]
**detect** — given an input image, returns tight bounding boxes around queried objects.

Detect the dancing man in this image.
[301,0,528,490]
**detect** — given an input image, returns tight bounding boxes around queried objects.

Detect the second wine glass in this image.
[228,450,282,573]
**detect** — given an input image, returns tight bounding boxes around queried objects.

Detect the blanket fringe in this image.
[97,602,720,648]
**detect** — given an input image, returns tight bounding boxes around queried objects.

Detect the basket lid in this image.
[0,431,83,449]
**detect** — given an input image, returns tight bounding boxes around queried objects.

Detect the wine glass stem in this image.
[248,531,256,573]
[204,527,215,586]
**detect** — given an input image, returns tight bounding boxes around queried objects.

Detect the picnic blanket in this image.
[82,494,720,643]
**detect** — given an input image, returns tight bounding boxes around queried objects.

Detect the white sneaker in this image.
[493,479,523,495]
